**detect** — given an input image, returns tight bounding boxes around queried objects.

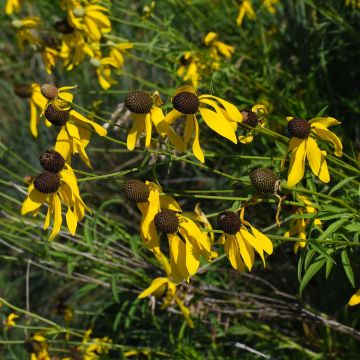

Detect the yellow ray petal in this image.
[70,110,107,136]
[309,117,341,129]
[138,277,169,299]
[236,231,254,271]
[66,207,77,236]
[287,138,307,187]
[306,137,330,183]
[192,117,205,163]
[249,225,273,255]
[198,107,237,143]
[164,109,183,125]
[311,128,342,157]
[49,194,62,240]
[168,233,189,282]
[127,117,143,150]
[200,95,242,122]
[29,100,39,138]
[144,113,152,147]
[224,235,245,271]
[239,228,265,265]
[348,289,360,306]
[159,195,182,211]
[174,85,196,96]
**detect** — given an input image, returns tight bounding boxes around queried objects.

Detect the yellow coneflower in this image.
[25,333,51,360]
[284,194,322,254]
[176,51,201,89]
[5,313,19,330]
[237,104,267,144]
[236,0,256,26]
[124,90,184,151]
[21,150,88,240]
[262,0,280,13]
[218,208,273,271]
[42,46,58,74]
[11,17,41,51]
[204,32,235,59]
[138,277,194,327]
[286,116,343,187]
[14,83,48,138]
[5,0,21,15]
[164,85,242,162]
[349,289,360,306]
[65,0,111,41]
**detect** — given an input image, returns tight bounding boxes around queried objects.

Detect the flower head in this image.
[204,32,235,60]
[21,150,88,240]
[14,83,47,137]
[238,104,267,144]
[5,0,21,15]
[236,0,256,26]
[5,313,19,330]
[124,90,184,152]
[177,51,202,88]
[138,277,194,327]
[65,0,111,41]
[25,333,51,360]
[218,208,273,271]
[164,85,242,162]
[286,116,343,187]
[12,17,41,50]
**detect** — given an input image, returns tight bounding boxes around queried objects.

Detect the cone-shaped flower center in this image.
[40,150,65,173]
[41,83,59,100]
[14,84,32,99]
[54,19,74,34]
[250,168,279,194]
[218,211,241,235]
[287,118,311,139]
[44,104,70,126]
[125,91,153,114]
[154,210,179,234]
[34,172,61,193]
[123,179,150,203]
[172,92,199,114]
[241,110,258,127]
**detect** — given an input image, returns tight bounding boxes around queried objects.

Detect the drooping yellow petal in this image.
[29,100,39,138]
[163,109,183,125]
[349,289,360,306]
[49,193,62,240]
[200,95,242,122]
[306,137,330,183]
[159,195,182,212]
[309,117,341,129]
[287,138,307,187]
[144,113,152,148]
[311,128,342,157]
[21,186,47,215]
[174,85,196,96]
[55,127,71,163]
[249,224,273,255]
[66,207,77,236]
[138,277,169,299]
[198,107,237,143]
[224,234,245,271]
[168,233,189,282]
[236,231,254,271]
[127,116,143,151]
[239,228,265,265]
[70,110,107,136]
[184,235,200,277]
[192,117,205,163]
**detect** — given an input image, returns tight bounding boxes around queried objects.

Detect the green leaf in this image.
[317,218,348,242]
[300,257,326,297]
[325,258,333,279]
[304,248,316,271]
[112,276,120,303]
[275,140,288,155]
[309,240,336,264]
[341,250,355,288]
[328,177,356,196]
[316,106,329,117]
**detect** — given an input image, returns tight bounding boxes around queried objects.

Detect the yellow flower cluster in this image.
[5,0,132,89]
[236,0,280,26]
[20,83,107,240]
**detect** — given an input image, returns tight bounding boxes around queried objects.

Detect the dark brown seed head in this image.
[287,117,311,139]
[154,210,179,234]
[44,104,70,126]
[218,211,241,235]
[39,150,65,173]
[41,83,58,100]
[241,110,258,127]
[14,84,32,98]
[33,172,61,193]
[54,19,74,34]
[172,91,199,114]
[125,91,153,114]
[122,179,150,203]
[250,168,280,194]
